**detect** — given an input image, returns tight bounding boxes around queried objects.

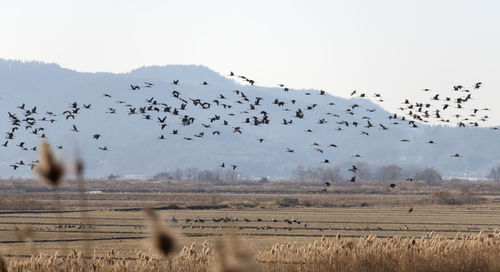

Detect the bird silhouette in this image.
[0,68,491,182]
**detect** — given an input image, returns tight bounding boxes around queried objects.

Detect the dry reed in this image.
[258,231,500,272]
[6,232,500,272]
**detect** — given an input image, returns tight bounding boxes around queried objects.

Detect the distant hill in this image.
[0,59,498,179]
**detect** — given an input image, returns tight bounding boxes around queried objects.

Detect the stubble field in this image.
[0,179,499,271]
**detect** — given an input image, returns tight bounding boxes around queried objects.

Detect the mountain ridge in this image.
[0,59,498,179]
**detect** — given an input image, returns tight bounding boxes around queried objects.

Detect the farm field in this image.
[0,188,499,260]
[0,179,498,271]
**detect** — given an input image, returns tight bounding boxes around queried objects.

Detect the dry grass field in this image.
[0,179,499,271]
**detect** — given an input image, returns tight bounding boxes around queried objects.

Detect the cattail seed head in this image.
[74,157,84,177]
[0,253,6,272]
[33,141,65,187]
[154,228,176,257]
[143,208,176,257]
[144,208,159,220]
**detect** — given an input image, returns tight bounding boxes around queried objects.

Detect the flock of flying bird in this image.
[1,70,494,197]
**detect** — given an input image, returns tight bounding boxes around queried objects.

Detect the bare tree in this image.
[414,167,442,185]
[320,167,343,182]
[184,168,199,180]
[219,168,238,181]
[152,172,172,180]
[292,166,342,182]
[376,164,403,181]
[292,165,307,180]
[355,162,372,180]
[173,168,184,180]
[487,165,500,181]
[197,170,221,183]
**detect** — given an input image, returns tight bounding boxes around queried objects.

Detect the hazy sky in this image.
[1,0,499,124]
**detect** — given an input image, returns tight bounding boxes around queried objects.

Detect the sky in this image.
[1,0,499,125]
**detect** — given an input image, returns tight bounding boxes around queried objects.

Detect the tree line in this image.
[146,164,500,184]
[291,163,443,185]
[152,168,244,184]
